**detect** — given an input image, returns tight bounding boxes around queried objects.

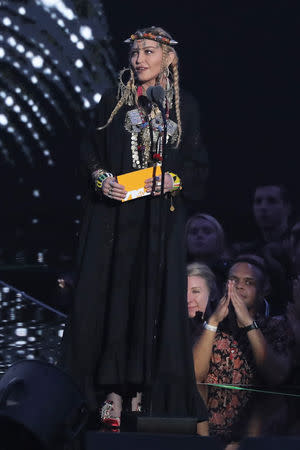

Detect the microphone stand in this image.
[147,91,168,418]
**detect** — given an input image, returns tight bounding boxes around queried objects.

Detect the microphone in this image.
[146,85,165,111]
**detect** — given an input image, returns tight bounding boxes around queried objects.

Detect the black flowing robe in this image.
[61,88,208,420]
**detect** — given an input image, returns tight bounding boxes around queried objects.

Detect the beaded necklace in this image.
[125,85,178,169]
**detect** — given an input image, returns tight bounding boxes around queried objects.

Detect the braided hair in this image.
[98,26,182,147]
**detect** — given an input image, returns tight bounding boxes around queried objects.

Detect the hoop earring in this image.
[117,67,136,105]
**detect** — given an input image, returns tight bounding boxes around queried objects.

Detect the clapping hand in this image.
[228,280,253,328]
[209,294,230,326]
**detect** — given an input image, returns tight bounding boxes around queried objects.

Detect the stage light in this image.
[75,58,83,68]
[0,115,8,126]
[15,328,27,337]
[32,55,44,68]
[0,48,5,58]
[76,41,85,50]
[7,37,16,47]
[80,26,93,41]
[93,93,101,103]
[70,33,78,43]
[31,75,38,84]
[5,97,14,107]
[16,44,25,53]
[83,98,90,108]
[3,17,12,27]
[18,7,26,15]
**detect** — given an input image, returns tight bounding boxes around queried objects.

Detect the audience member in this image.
[253,184,291,245]
[234,184,293,314]
[187,262,220,343]
[186,213,232,290]
[193,255,294,386]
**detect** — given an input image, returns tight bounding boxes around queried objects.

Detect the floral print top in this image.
[202,314,294,438]
[205,314,293,386]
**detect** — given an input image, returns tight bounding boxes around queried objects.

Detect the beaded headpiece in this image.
[124,30,178,47]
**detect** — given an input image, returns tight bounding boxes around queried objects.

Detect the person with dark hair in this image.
[185,213,232,292]
[61,26,208,429]
[193,255,293,386]
[253,184,291,244]
[234,184,293,314]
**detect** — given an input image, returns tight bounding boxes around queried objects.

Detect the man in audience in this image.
[234,184,293,314]
[253,184,291,246]
[193,255,294,386]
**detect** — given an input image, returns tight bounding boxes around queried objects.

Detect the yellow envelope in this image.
[117,166,162,202]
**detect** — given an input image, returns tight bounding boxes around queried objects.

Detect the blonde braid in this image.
[161,44,169,76]
[171,58,182,148]
[97,69,137,130]
[160,44,182,148]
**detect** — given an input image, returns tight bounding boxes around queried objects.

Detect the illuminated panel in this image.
[0,281,66,374]
[0,0,116,167]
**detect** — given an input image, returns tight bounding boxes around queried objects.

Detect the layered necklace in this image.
[124,84,178,169]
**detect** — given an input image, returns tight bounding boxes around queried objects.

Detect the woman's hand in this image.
[228,280,253,327]
[145,173,174,196]
[209,295,230,326]
[102,177,127,201]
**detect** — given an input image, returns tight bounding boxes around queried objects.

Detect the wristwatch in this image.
[242,321,259,332]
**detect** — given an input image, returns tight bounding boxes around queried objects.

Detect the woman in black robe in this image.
[61,26,208,427]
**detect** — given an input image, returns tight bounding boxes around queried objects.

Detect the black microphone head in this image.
[146,86,154,103]
[146,85,165,107]
[151,85,165,106]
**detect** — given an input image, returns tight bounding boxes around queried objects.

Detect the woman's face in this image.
[187,217,220,260]
[187,275,210,318]
[130,39,164,89]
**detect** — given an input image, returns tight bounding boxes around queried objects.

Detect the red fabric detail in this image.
[137,86,143,97]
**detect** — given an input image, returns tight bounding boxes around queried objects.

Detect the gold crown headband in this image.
[124,31,178,47]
